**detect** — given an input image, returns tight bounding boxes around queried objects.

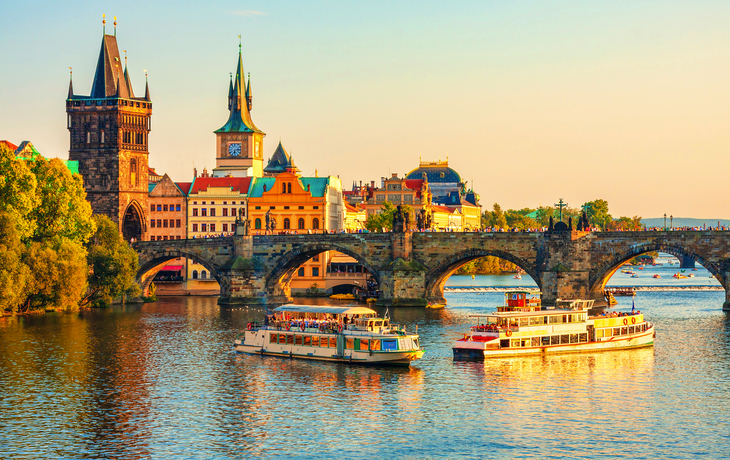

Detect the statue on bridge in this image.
[393,205,409,233]
[235,208,250,236]
[416,208,432,231]
[265,209,272,234]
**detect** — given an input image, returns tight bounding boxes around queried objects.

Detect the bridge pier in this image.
[680,256,696,269]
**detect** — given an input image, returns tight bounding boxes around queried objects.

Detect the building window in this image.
[201,208,207,217]
[176,205,181,211]
[156,219,162,228]
[313,206,319,209]
[176,219,181,228]
[298,218,305,229]
[210,208,216,217]
[298,206,304,210]
[163,236,168,241]
[223,223,228,232]
[231,201,236,205]
[192,270,198,279]
[176,236,181,240]
[192,208,198,217]
[282,182,287,193]
[287,183,292,194]
[157,205,162,212]
[255,206,261,210]
[201,270,208,280]
[201,223,207,232]
[255,218,261,229]
[210,224,216,232]
[312,218,320,229]
[151,220,156,228]
[163,220,168,228]
[192,224,198,232]
[298,267,305,277]
[163,204,168,212]
[312,267,319,277]
[150,204,155,212]
[284,218,291,229]
[223,208,228,217]
[86,132,90,143]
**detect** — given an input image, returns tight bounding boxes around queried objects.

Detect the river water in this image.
[1,278,729,458]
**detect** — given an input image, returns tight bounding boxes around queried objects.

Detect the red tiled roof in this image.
[344,203,360,213]
[404,179,423,190]
[431,205,454,213]
[175,182,193,195]
[1,140,19,151]
[190,177,252,195]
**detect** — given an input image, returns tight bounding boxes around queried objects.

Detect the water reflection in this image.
[0,292,729,459]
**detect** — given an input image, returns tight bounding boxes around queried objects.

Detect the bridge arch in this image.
[265,243,382,299]
[589,242,728,296]
[424,249,540,303]
[136,247,222,295]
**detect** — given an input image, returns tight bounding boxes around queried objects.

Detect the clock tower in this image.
[212,45,265,177]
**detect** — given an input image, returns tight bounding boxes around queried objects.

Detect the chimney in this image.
[194,167,198,178]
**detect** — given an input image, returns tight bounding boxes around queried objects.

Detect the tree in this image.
[584,199,612,230]
[365,202,413,232]
[81,215,141,307]
[0,145,38,240]
[484,203,507,229]
[0,212,29,314]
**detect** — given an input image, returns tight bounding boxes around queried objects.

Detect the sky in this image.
[2,0,729,219]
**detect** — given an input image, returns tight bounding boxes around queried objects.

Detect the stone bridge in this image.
[133,230,730,310]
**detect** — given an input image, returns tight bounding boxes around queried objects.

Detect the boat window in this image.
[279,334,286,344]
[560,335,569,344]
[531,337,540,347]
[329,337,337,348]
[550,336,559,345]
[511,339,520,348]
[596,329,605,338]
[613,328,621,336]
[570,334,579,344]
[303,335,312,346]
[346,338,354,349]
[371,339,381,351]
[413,338,419,349]
[270,333,277,343]
[295,335,303,345]
[519,318,528,327]
[621,327,628,335]
[529,317,542,326]
[628,326,635,334]
[312,336,320,347]
[579,333,588,343]
[382,339,397,351]
[383,320,389,327]
[541,336,550,346]
[521,339,530,347]
[287,334,294,345]
[360,339,369,350]
[500,339,510,348]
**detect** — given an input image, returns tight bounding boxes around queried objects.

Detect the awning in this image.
[161,265,183,271]
[273,305,376,315]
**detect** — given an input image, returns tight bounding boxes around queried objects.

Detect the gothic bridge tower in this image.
[212,44,265,178]
[67,22,151,241]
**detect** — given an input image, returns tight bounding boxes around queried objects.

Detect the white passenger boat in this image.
[452,291,655,360]
[234,305,425,366]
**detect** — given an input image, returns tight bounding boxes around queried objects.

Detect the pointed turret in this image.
[227,74,233,110]
[246,72,252,111]
[264,141,298,176]
[144,74,151,101]
[67,72,74,99]
[123,63,135,98]
[90,35,130,99]
[215,48,263,134]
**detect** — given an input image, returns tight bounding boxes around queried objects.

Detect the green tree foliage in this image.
[584,199,612,230]
[608,216,643,231]
[0,145,38,240]
[81,215,141,307]
[454,256,519,274]
[504,208,539,230]
[483,203,508,229]
[365,202,413,232]
[0,148,139,315]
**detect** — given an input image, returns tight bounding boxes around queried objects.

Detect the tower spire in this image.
[113,16,117,36]
[103,14,106,35]
[228,73,233,110]
[144,70,150,101]
[246,72,252,111]
[68,67,74,99]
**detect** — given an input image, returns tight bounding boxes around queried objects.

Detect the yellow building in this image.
[185,172,251,292]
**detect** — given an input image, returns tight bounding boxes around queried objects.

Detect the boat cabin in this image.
[498,290,542,312]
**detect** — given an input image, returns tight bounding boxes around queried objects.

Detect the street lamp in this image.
[664,213,667,231]
[670,215,673,230]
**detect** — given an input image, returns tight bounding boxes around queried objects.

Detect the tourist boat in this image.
[673,273,688,279]
[452,292,654,360]
[234,305,424,366]
[653,274,661,279]
[631,273,639,278]
[513,273,522,280]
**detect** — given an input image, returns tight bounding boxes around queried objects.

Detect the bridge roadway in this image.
[133,229,730,310]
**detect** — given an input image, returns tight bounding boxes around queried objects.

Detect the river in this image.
[1,276,729,458]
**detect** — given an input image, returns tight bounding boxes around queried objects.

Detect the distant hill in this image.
[641,217,730,229]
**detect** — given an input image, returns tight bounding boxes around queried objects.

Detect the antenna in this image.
[102,14,106,34]
[114,16,117,36]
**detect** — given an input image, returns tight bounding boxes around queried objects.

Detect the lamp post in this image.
[664,213,667,231]
[670,215,673,230]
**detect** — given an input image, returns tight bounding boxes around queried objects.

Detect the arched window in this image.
[192,270,198,279]
[282,182,287,193]
[312,218,320,230]
[287,182,292,194]
[201,270,208,280]
[255,218,262,229]
[100,130,105,144]
[130,159,138,187]
[298,218,305,229]
[284,218,291,229]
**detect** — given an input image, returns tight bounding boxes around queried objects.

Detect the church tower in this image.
[67,21,151,241]
[212,44,265,177]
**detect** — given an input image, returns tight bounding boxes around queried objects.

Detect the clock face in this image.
[228,143,242,157]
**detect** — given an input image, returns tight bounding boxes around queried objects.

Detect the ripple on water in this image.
[0,292,729,459]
